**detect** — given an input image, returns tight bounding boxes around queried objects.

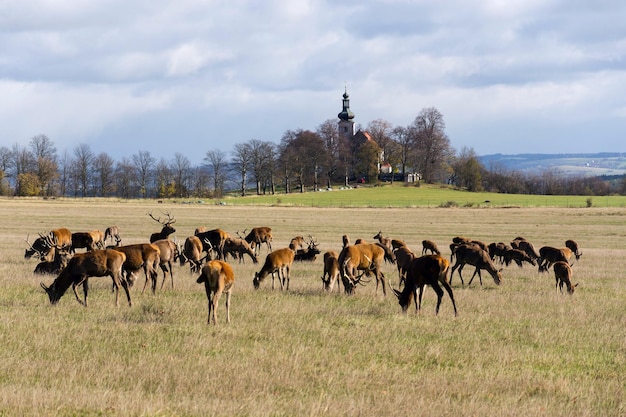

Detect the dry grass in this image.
[0,198,625,416]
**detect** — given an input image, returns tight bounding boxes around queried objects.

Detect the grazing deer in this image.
[422,239,441,256]
[25,228,72,259]
[104,226,121,246]
[450,243,502,286]
[40,249,131,307]
[511,238,541,262]
[244,227,273,256]
[253,248,295,290]
[487,242,510,264]
[565,239,582,260]
[148,211,176,243]
[223,237,258,264]
[321,250,340,292]
[338,243,387,295]
[195,228,229,260]
[538,246,572,273]
[177,236,206,273]
[196,260,235,324]
[392,255,457,316]
[553,261,577,294]
[503,248,536,267]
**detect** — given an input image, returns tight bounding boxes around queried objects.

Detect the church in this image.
[336,88,384,181]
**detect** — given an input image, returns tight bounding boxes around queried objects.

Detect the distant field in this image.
[217,183,626,208]
[1,197,625,416]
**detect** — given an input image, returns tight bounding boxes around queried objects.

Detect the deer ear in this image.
[574,283,579,288]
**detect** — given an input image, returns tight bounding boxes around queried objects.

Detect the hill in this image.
[479,152,626,177]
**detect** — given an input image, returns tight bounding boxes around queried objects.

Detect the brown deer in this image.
[253,248,295,290]
[321,250,341,292]
[104,226,121,246]
[342,234,350,248]
[33,246,72,275]
[244,227,273,256]
[70,231,99,253]
[177,236,206,273]
[538,246,572,272]
[422,239,441,256]
[338,243,387,295]
[511,238,541,262]
[196,228,229,260]
[392,255,457,316]
[289,236,306,251]
[450,243,502,286]
[487,242,510,264]
[110,243,161,293]
[25,228,72,259]
[40,249,131,307]
[151,238,178,290]
[223,237,258,264]
[553,261,578,294]
[394,245,415,287]
[503,248,536,267]
[565,239,582,260]
[196,260,235,324]
[293,236,321,262]
[148,211,176,243]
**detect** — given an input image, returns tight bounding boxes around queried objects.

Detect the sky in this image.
[1,0,625,165]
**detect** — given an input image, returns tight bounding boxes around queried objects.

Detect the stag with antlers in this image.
[148,211,176,242]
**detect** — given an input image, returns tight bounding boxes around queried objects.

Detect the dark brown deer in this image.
[40,249,131,307]
[511,238,541,262]
[422,239,441,256]
[244,227,273,256]
[450,243,502,286]
[195,228,229,260]
[70,231,98,253]
[253,248,295,290]
[487,242,510,264]
[565,239,582,260]
[148,211,176,242]
[338,243,387,295]
[392,255,457,316]
[110,243,161,294]
[553,261,578,294]
[538,246,572,272]
[503,248,536,267]
[33,246,72,275]
[196,260,235,324]
[293,236,321,262]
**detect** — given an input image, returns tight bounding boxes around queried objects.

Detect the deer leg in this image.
[225,289,231,324]
[211,286,223,325]
[440,280,458,316]
[73,276,88,306]
[119,276,132,307]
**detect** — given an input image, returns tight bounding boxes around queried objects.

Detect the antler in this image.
[148,211,176,225]
[24,234,42,257]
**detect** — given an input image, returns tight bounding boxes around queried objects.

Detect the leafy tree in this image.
[29,134,58,196]
[410,107,454,183]
[453,147,483,191]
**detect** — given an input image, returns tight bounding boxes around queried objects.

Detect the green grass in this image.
[0,195,625,416]
[213,183,626,208]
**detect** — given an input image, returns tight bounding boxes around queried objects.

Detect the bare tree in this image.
[411,107,453,183]
[154,158,172,198]
[93,152,116,197]
[115,157,136,199]
[170,152,191,197]
[29,134,58,196]
[232,142,253,196]
[72,144,94,197]
[132,150,155,198]
[205,149,227,198]
[0,146,12,195]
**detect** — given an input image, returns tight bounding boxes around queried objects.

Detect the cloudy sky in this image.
[1,0,625,165]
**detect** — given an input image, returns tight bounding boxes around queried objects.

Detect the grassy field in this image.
[0,194,625,416]
[217,183,626,208]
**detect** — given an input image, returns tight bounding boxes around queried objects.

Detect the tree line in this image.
[1,107,624,198]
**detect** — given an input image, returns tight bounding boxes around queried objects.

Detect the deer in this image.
[338,243,387,295]
[565,239,582,260]
[421,239,441,256]
[223,237,258,264]
[40,249,131,307]
[253,248,295,290]
[487,242,510,264]
[321,250,341,292]
[244,227,273,256]
[33,246,72,275]
[289,236,306,251]
[553,261,578,294]
[450,243,502,286]
[151,238,178,290]
[104,226,121,246]
[394,245,415,287]
[70,231,99,253]
[293,235,321,262]
[25,228,72,259]
[148,211,176,243]
[196,260,235,325]
[177,235,207,273]
[392,254,457,316]
[195,228,229,260]
[538,246,573,273]
[373,231,392,252]
[503,248,536,267]
[511,237,541,262]
[110,243,161,294]
[342,234,350,248]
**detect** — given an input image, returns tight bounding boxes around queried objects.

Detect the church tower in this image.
[337,87,355,139]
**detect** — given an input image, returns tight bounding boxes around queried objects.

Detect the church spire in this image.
[337,87,355,138]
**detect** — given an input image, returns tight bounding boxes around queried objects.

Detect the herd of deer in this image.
[25,212,582,325]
